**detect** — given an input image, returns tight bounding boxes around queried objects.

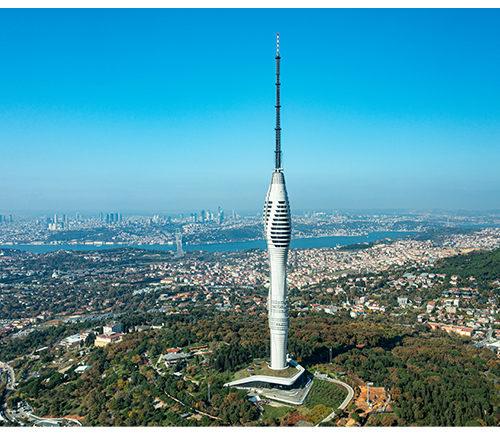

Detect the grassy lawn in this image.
[304,379,347,410]
[297,404,331,425]
[259,379,347,426]
[233,359,298,381]
[261,404,292,423]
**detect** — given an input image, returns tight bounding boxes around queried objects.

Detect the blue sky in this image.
[0,9,499,214]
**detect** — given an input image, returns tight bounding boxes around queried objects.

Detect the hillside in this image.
[435,247,500,281]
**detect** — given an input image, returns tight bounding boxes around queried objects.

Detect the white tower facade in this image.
[264,172,291,369]
[263,34,291,370]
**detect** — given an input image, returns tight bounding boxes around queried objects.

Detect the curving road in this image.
[0,361,16,390]
[313,372,355,426]
[0,360,82,426]
[18,406,82,426]
[0,361,17,424]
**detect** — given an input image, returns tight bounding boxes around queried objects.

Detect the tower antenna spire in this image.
[275,33,281,170]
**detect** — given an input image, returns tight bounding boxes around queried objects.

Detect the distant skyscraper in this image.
[104,212,121,225]
[175,230,184,258]
[217,206,224,224]
[263,34,292,370]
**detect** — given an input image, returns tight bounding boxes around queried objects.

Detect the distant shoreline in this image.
[0,231,417,254]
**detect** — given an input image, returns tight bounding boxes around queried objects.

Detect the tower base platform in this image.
[224,358,312,405]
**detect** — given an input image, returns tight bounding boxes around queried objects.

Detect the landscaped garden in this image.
[232,359,299,380]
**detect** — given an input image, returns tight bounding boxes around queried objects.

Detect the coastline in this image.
[0,231,417,254]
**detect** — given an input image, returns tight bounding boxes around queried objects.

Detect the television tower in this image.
[263,34,292,370]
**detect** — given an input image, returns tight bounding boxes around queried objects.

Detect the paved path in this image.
[314,372,355,426]
[150,356,221,421]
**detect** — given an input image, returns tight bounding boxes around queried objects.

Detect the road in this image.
[17,405,82,426]
[0,361,16,390]
[0,361,18,424]
[0,359,82,426]
[314,372,355,426]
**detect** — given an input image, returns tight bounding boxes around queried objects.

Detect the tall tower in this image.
[263,34,292,370]
[175,230,184,258]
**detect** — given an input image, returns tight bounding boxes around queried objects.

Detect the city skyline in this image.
[1,9,500,212]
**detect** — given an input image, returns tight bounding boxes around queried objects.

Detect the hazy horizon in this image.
[4,207,500,220]
[1,9,499,213]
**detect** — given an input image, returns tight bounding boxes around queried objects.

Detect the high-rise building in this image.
[217,206,224,224]
[263,33,292,370]
[175,230,184,258]
[105,212,121,224]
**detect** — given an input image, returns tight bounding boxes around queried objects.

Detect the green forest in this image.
[4,311,499,426]
[435,247,500,281]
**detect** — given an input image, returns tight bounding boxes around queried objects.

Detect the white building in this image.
[60,334,83,348]
[103,322,123,335]
[397,296,408,307]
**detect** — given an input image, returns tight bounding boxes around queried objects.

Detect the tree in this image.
[85,332,96,347]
